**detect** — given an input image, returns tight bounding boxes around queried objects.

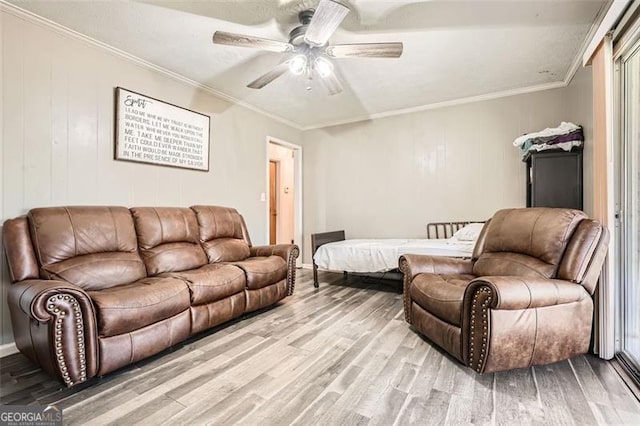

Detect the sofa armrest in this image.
[8,280,98,387]
[250,244,300,295]
[399,254,474,324]
[462,276,592,374]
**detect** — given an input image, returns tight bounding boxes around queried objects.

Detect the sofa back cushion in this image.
[473,208,586,278]
[131,207,208,275]
[28,206,147,290]
[191,206,251,262]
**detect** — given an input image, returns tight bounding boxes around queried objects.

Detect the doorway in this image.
[267,138,302,263]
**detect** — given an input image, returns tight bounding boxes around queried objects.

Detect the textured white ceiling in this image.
[7,0,605,129]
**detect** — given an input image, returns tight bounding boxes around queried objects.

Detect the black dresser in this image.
[525,147,583,210]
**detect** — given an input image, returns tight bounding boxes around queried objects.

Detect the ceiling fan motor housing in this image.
[289,9,315,46]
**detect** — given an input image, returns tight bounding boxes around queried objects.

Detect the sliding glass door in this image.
[619,39,640,379]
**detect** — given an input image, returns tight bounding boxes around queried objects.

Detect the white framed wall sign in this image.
[115,87,210,171]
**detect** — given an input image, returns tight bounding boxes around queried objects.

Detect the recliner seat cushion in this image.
[410,273,476,327]
[88,277,190,337]
[166,263,246,305]
[232,256,287,290]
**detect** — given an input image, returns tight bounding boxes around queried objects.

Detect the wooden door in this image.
[269,161,278,244]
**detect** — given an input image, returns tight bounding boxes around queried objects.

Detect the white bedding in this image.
[313,238,475,273]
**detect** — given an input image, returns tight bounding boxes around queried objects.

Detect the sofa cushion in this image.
[202,238,251,263]
[410,273,476,327]
[88,277,190,337]
[232,256,287,290]
[191,206,251,262]
[28,206,146,290]
[131,207,208,275]
[166,263,246,305]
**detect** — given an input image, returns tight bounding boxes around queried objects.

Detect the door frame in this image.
[269,160,279,245]
[265,137,302,265]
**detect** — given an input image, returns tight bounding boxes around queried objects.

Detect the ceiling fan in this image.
[211,0,403,95]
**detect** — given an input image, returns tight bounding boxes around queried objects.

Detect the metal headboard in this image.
[426,221,484,239]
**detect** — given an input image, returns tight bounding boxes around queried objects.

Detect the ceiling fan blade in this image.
[247,62,290,89]
[213,31,293,53]
[325,43,404,58]
[319,71,343,96]
[304,0,350,47]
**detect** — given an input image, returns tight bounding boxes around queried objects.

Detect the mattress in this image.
[313,238,475,273]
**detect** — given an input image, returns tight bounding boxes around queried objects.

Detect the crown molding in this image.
[583,0,631,66]
[562,0,614,81]
[0,1,304,131]
[300,80,567,131]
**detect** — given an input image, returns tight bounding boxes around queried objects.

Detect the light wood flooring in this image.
[1,269,639,425]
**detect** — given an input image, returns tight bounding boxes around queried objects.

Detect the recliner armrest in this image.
[465,276,589,310]
[399,254,473,279]
[462,275,593,374]
[249,244,300,295]
[8,279,98,387]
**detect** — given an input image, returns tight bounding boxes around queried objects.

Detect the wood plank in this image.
[396,391,450,425]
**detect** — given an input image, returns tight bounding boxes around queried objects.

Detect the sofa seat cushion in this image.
[165,263,246,305]
[410,273,476,327]
[88,277,190,337]
[232,256,287,290]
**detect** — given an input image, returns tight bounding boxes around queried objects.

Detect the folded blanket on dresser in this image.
[514,121,583,158]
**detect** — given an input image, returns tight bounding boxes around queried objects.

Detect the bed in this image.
[311,221,484,288]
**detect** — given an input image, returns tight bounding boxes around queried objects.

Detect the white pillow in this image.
[453,223,484,241]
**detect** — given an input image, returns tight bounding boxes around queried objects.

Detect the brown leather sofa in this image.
[399,207,609,373]
[3,205,299,387]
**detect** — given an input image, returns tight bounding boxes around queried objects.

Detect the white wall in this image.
[0,10,301,345]
[269,143,296,245]
[300,81,593,263]
[564,66,594,216]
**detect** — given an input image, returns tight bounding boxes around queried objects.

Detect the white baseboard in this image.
[300,263,314,270]
[0,342,18,358]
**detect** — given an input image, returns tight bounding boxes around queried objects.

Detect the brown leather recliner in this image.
[3,205,299,387]
[399,208,609,373]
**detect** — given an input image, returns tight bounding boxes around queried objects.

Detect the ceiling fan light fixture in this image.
[314,56,334,78]
[289,54,308,75]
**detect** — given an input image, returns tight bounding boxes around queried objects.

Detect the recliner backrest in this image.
[131,207,208,275]
[473,208,587,278]
[557,219,609,294]
[28,206,147,290]
[191,205,251,262]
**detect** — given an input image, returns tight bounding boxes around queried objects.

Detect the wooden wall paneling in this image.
[23,24,53,210]
[51,33,70,206]
[66,42,99,205]
[2,14,26,345]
